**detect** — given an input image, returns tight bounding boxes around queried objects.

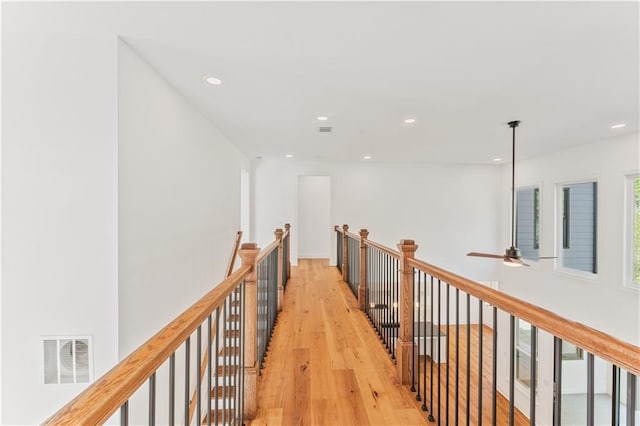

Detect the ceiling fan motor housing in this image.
[505,246,522,259]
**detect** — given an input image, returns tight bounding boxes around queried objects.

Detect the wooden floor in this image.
[249,260,528,426]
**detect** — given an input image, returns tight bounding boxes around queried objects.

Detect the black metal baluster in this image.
[509,316,515,426]
[121,401,129,426]
[466,293,471,426]
[422,272,428,412]
[612,365,619,426]
[586,352,594,426]
[412,269,418,394]
[184,336,190,426]
[394,257,399,359]
[222,299,227,426]
[437,279,441,425]
[149,372,156,426]
[428,275,435,423]
[553,337,562,426]
[478,299,483,426]
[492,307,497,426]
[446,284,450,425]
[207,315,212,426]
[169,353,175,426]
[240,282,246,426]
[530,326,537,426]
[385,254,390,354]
[215,307,220,426]
[197,325,202,425]
[627,372,636,426]
[456,288,460,426]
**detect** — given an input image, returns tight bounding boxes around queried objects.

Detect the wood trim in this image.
[225,231,243,278]
[407,257,640,376]
[344,230,361,241]
[43,265,252,426]
[363,239,401,259]
[256,239,279,263]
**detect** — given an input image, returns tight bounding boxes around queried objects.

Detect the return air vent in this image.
[43,336,92,384]
[318,126,333,133]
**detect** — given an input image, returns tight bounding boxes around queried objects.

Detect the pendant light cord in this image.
[510,122,517,248]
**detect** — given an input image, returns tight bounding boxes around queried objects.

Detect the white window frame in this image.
[516,185,541,262]
[624,174,640,290]
[555,179,599,279]
[515,319,537,390]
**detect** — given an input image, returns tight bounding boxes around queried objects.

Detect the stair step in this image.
[218,346,240,357]
[226,314,242,323]
[216,365,239,376]
[201,409,235,425]
[225,330,240,338]
[211,385,236,398]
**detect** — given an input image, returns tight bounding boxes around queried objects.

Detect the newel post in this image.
[284,223,291,279]
[238,242,260,419]
[342,224,349,281]
[358,229,369,311]
[396,239,418,385]
[275,228,284,312]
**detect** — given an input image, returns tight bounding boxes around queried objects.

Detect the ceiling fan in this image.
[467,120,556,267]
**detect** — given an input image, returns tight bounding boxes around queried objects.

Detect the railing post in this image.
[275,228,284,312]
[284,223,291,279]
[238,242,260,419]
[342,224,349,281]
[359,229,369,311]
[396,239,418,385]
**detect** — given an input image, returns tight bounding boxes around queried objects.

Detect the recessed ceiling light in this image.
[204,76,222,86]
[317,116,329,121]
[611,123,626,129]
[493,157,502,162]
[363,155,372,160]
[404,117,416,124]
[285,154,293,158]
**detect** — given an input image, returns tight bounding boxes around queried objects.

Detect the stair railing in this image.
[335,225,640,426]
[44,225,291,426]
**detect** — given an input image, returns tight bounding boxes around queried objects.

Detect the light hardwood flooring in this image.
[249,259,528,426]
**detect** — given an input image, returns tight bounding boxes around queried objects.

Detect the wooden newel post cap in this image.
[359,229,369,239]
[239,243,260,265]
[343,224,349,232]
[285,223,291,231]
[397,239,418,254]
[274,228,284,240]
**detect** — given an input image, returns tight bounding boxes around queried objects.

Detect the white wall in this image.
[494,132,640,424]
[1,31,119,425]
[253,158,502,281]
[118,40,249,358]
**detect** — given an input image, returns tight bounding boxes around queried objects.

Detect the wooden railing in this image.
[335,225,640,426]
[45,225,291,426]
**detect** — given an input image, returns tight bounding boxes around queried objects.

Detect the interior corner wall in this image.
[1,30,119,425]
[252,158,502,281]
[117,40,249,358]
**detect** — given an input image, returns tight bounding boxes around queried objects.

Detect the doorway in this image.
[297,176,331,259]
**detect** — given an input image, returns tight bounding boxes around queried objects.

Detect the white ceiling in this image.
[4,1,639,164]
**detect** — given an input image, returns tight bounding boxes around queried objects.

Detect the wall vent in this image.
[318,126,333,133]
[43,336,92,384]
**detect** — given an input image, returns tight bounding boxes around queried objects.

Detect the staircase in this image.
[200,288,242,425]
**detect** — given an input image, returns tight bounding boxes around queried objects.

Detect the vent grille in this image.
[43,337,92,384]
[318,126,333,133]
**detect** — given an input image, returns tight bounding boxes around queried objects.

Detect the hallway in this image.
[249,259,428,425]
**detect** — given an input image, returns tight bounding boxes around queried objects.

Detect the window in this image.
[516,319,537,388]
[628,175,640,287]
[561,341,584,360]
[560,181,597,274]
[516,187,540,260]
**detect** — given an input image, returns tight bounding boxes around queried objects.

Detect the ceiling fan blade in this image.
[537,256,557,259]
[504,257,530,267]
[467,252,503,259]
